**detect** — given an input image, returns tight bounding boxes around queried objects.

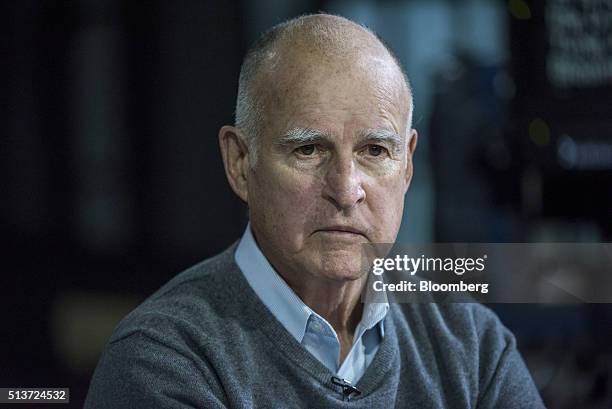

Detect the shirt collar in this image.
[235,224,389,342]
[235,224,311,341]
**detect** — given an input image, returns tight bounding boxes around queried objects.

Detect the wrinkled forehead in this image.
[256,47,410,141]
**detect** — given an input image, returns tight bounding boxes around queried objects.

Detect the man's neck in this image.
[249,225,368,360]
[281,273,367,362]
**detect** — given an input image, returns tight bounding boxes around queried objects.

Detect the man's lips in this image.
[314,225,367,238]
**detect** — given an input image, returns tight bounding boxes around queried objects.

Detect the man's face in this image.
[247,50,415,285]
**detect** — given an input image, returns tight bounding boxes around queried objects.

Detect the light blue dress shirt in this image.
[235,224,389,384]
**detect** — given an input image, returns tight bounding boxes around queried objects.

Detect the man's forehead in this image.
[269,46,402,90]
[274,65,404,117]
[269,86,408,139]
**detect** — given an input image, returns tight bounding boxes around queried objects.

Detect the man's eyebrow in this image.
[275,127,404,150]
[360,129,404,150]
[275,127,330,146]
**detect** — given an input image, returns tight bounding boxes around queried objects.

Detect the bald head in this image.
[235,13,413,165]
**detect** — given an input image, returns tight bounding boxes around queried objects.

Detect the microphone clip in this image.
[331,377,362,400]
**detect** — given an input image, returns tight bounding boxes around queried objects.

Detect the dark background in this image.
[1,0,611,407]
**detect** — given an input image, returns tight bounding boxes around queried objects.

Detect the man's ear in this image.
[218,125,250,203]
[404,129,418,190]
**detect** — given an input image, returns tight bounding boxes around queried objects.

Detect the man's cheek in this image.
[267,189,311,226]
[277,175,319,203]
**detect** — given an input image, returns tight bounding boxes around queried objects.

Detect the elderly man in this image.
[85,14,544,408]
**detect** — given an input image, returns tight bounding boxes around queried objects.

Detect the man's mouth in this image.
[314,225,367,239]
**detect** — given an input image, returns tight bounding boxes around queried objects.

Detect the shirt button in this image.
[311,320,322,332]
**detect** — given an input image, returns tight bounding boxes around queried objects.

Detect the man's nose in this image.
[322,155,366,211]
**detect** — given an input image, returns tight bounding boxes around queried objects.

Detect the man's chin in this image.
[309,249,367,282]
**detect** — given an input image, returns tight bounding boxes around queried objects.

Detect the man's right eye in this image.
[296,144,316,156]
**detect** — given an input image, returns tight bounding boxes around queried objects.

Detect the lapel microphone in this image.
[331,377,362,400]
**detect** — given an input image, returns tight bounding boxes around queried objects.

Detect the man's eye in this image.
[367,144,387,157]
[297,144,316,155]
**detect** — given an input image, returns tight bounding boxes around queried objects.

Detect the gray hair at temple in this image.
[234,13,414,167]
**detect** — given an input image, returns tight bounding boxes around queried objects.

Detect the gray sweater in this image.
[85,244,545,408]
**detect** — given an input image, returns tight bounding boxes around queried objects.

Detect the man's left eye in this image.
[367,145,386,157]
[296,144,316,155]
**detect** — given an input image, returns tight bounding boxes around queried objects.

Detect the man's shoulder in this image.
[108,242,244,346]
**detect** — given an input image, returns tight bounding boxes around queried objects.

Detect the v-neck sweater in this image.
[85,243,545,408]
